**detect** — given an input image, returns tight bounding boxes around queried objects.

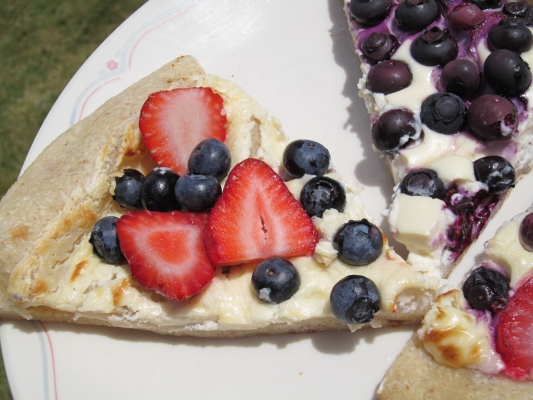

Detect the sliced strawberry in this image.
[139,87,227,175]
[116,210,214,301]
[204,158,318,267]
[496,274,533,380]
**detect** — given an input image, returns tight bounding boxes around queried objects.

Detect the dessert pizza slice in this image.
[378,206,533,399]
[0,55,441,337]
[343,0,533,278]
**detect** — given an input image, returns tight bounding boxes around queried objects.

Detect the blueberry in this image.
[411,27,458,67]
[349,0,392,26]
[394,0,440,33]
[188,138,231,181]
[420,92,466,134]
[467,94,517,140]
[440,59,480,97]
[449,3,485,29]
[399,168,446,199]
[251,257,300,304]
[113,169,145,210]
[141,167,180,211]
[330,275,381,324]
[462,266,510,312]
[89,216,125,264]
[484,49,531,96]
[465,0,501,10]
[174,173,221,211]
[473,156,516,194]
[488,19,533,54]
[503,2,531,19]
[366,60,412,94]
[283,140,331,179]
[519,213,533,251]
[333,219,383,266]
[361,32,399,64]
[372,108,419,152]
[300,176,346,218]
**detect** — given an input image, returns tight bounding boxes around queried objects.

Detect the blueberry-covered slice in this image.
[465,0,501,10]
[484,49,531,96]
[113,169,145,210]
[473,155,516,194]
[141,167,181,211]
[300,176,346,218]
[333,219,383,266]
[283,140,330,178]
[251,257,300,304]
[330,275,381,324]
[411,27,458,66]
[89,216,125,264]
[488,19,533,54]
[395,0,439,33]
[188,138,231,181]
[349,0,392,26]
[367,60,412,94]
[174,173,221,211]
[420,92,466,134]
[361,32,399,64]
[462,266,510,312]
[520,213,533,251]
[467,94,517,140]
[449,3,485,29]
[399,168,446,199]
[440,59,480,97]
[372,108,419,152]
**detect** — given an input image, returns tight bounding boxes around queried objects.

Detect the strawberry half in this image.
[116,210,214,301]
[496,275,533,380]
[204,158,318,267]
[139,87,227,175]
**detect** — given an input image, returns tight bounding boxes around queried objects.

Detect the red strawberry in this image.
[496,274,533,380]
[139,87,227,175]
[116,210,214,301]
[204,158,318,267]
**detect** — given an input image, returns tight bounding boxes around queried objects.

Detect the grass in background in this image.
[0,1,147,398]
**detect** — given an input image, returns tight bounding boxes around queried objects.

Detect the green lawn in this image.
[0,1,147,398]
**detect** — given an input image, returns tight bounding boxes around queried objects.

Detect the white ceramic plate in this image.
[3,1,533,399]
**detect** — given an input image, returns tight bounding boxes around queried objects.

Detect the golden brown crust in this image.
[378,335,533,400]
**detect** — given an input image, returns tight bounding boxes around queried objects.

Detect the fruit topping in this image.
[139,87,227,175]
[361,32,399,64]
[440,58,480,97]
[174,173,221,212]
[448,3,485,30]
[395,0,440,33]
[473,155,516,194]
[496,275,533,380]
[283,139,331,179]
[300,176,346,218]
[188,138,231,181]
[113,169,145,210]
[488,19,533,53]
[503,1,532,19]
[420,92,466,134]
[366,60,412,94]
[467,94,518,140]
[330,275,381,323]
[484,49,531,96]
[462,266,510,313]
[519,212,533,252]
[141,167,181,212]
[333,219,383,266]
[116,211,213,300]
[411,27,458,66]
[399,168,446,199]
[251,257,301,304]
[204,158,318,267]
[372,108,419,152]
[89,216,125,264]
[465,0,501,10]
[349,0,392,26]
